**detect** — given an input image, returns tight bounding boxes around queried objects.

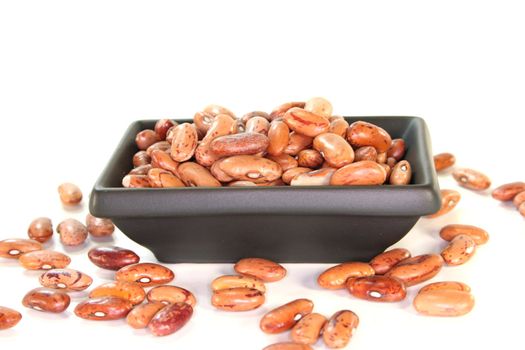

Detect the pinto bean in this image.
[427,189,461,218]
[413,289,475,317]
[147,285,196,307]
[290,168,335,186]
[195,114,237,166]
[419,281,471,293]
[136,129,160,150]
[234,257,287,282]
[148,302,193,337]
[283,107,330,137]
[242,111,271,124]
[122,174,151,188]
[260,299,314,334]
[386,156,397,168]
[354,146,378,162]
[330,160,387,186]
[177,162,221,187]
[211,275,266,293]
[218,156,282,183]
[284,132,313,156]
[0,239,42,259]
[116,263,175,287]
[27,217,53,243]
[492,182,525,201]
[146,141,171,156]
[85,214,115,237]
[129,164,152,176]
[210,132,269,156]
[304,97,333,118]
[39,268,93,291]
[169,123,198,162]
[387,138,406,161]
[154,119,176,140]
[433,153,456,172]
[263,343,313,350]
[346,275,407,302]
[317,262,375,289]
[389,160,412,185]
[203,104,236,119]
[88,246,140,270]
[133,150,151,167]
[322,310,359,349]
[193,111,215,135]
[150,150,179,176]
[75,297,133,321]
[245,116,270,135]
[385,254,444,287]
[269,101,306,121]
[439,224,489,245]
[148,168,185,188]
[227,181,258,187]
[58,182,82,205]
[267,120,290,156]
[211,288,265,311]
[0,306,22,330]
[346,121,392,153]
[126,302,166,329]
[297,149,324,168]
[22,288,70,313]
[369,248,411,274]
[19,250,71,270]
[282,167,312,184]
[291,313,327,345]
[452,168,491,190]
[89,281,146,305]
[57,219,88,246]
[329,117,349,138]
[441,234,476,266]
[266,154,298,172]
[313,133,355,168]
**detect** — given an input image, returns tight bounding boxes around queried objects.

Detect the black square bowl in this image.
[90,116,440,263]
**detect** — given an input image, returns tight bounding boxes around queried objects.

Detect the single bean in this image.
[19,250,71,270]
[147,285,196,307]
[346,275,407,302]
[89,281,146,305]
[427,189,461,218]
[297,149,324,168]
[492,182,525,201]
[129,164,152,176]
[513,191,525,207]
[369,248,411,274]
[116,262,175,287]
[313,133,355,168]
[210,132,269,156]
[322,310,359,349]
[122,174,151,188]
[154,119,176,140]
[269,101,305,121]
[282,167,312,184]
[330,160,387,186]
[39,268,93,291]
[266,154,298,172]
[0,306,22,330]
[452,168,491,190]
[284,132,313,156]
[389,160,412,185]
[354,146,378,162]
[0,239,42,259]
[234,257,287,282]
[218,156,282,183]
[88,246,140,270]
[433,153,456,172]
[177,162,221,187]
[58,182,82,205]
[346,121,392,153]
[241,111,271,124]
[245,116,270,135]
[75,297,133,321]
[170,123,198,162]
[126,302,166,329]
[441,234,476,266]
[195,114,237,166]
[304,97,333,118]
[291,313,327,345]
[133,150,151,167]
[439,224,489,245]
[329,117,349,138]
[283,107,330,137]
[27,217,53,243]
[290,168,335,186]
[203,104,236,119]
[413,289,475,317]
[419,281,471,293]
[385,254,444,287]
[211,275,266,293]
[317,262,375,290]
[85,214,115,237]
[387,138,406,161]
[148,168,185,188]
[150,149,179,176]
[267,120,290,156]
[211,287,265,311]
[57,218,88,246]
[136,129,160,150]
[263,343,313,350]
[260,299,314,334]
[148,302,193,337]
[22,288,70,313]
[146,141,170,156]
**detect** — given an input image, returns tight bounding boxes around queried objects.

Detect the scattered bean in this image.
[426,189,461,218]
[263,343,313,350]
[322,310,359,349]
[492,182,525,201]
[27,217,53,243]
[260,299,313,334]
[441,234,476,266]
[58,182,82,205]
[148,302,193,337]
[211,275,266,293]
[116,262,175,287]
[385,254,444,287]
[57,218,88,246]
[211,288,265,311]
[39,268,93,291]
[452,168,491,190]
[419,281,471,293]
[147,285,196,307]
[369,248,411,275]
[413,289,475,317]
[19,250,71,270]
[89,281,146,305]
[88,246,140,270]
[0,306,22,330]
[439,224,489,245]
[234,258,287,282]
[433,153,456,172]
[22,288,70,313]
[0,239,42,259]
[291,313,327,345]
[85,214,115,237]
[126,302,166,329]
[317,262,375,290]
[75,297,133,321]
[346,275,407,302]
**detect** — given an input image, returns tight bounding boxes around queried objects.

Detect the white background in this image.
[1,1,524,349]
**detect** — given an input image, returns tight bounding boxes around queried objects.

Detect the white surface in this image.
[1,0,524,349]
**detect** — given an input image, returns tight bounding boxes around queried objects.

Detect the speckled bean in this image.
[177,162,221,187]
[211,275,266,293]
[267,120,290,156]
[27,217,53,243]
[126,302,166,329]
[346,275,407,302]
[211,288,265,311]
[317,262,375,290]
[203,104,236,119]
[75,297,133,320]
[89,281,146,305]
[282,167,312,184]
[354,146,378,162]
[150,149,179,176]
[128,164,152,176]
[369,248,411,274]
[427,189,461,218]
[58,182,82,205]
[218,156,282,183]
[122,174,151,188]
[330,160,387,186]
[245,116,270,135]
[147,285,196,307]
[290,168,335,186]
[441,234,476,266]
[116,263,174,287]
[193,111,215,135]
[492,182,525,201]
[419,281,471,293]
[210,132,269,156]
[170,123,198,162]
[88,246,140,270]
[329,117,349,138]
[0,239,42,259]
[195,114,237,166]
[304,97,333,118]
[85,214,115,237]
[513,191,525,207]
[0,307,22,330]
[346,121,392,153]
[385,254,444,287]
[57,219,88,246]
[260,299,314,334]
[283,107,330,137]
[242,111,271,124]
[297,149,324,168]
[269,101,305,121]
[322,310,359,349]
[154,119,176,140]
[146,141,171,156]
[148,168,185,188]
[39,268,93,291]
[22,288,70,313]
[413,289,475,317]
[439,224,489,245]
[433,153,456,172]
[234,257,287,282]
[377,151,387,164]
[148,302,193,337]
[133,150,151,167]
[291,313,327,345]
[313,133,355,168]
[136,129,160,150]
[19,250,71,270]
[284,132,313,156]
[452,168,491,190]
[389,160,412,185]
[266,154,298,172]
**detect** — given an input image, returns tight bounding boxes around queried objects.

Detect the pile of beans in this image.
[124,98,413,188]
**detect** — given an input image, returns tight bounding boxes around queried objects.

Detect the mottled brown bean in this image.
[387,138,406,161]
[313,133,355,168]
[27,217,53,243]
[170,123,198,162]
[263,343,313,350]
[304,97,333,118]
[441,234,476,266]
[129,164,152,176]
[116,263,174,287]
[386,156,397,168]
[133,150,151,167]
[329,117,349,138]
[419,281,471,293]
[346,275,407,302]
[211,288,265,311]
[269,101,306,121]
[39,268,93,291]
[427,189,461,218]
[122,174,151,188]
[0,306,22,330]
[85,214,115,237]
[347,121,392,153]
[0,239,43,259]
[150,149,179,176]
[290,168,335,186]
[89,281,146,305]
[203,104,236,119]
[322,310,359,349]
[146,141,170,156]
[211,275,266,293]
[492,182,525,201]
[193,111,215,135]
[242,111,270,124]
[452,168,491,190]
[88,246,140,270]
[19,250,71,270]
[194,114,237,166]
[154,119,176,140]
[267,120,290,156]
[210,132,269,156]
[57,219,88,246]
[377,152,387,164]
[136,129,159,150]
[147,285,196,307]
[297,149,324,168]
[148,302,193,337]
[22,288,70,313]
[283,107,330,137]
[433,153,456,172]
[317,262,375,290]
[284,132,313,156]
[266,154,298,172]
[148,168,185,188]
[369,248,411,274]
[282,167,312,184]
[354,146,378,162]
[413,289,475,317]
[245,116,270,135]
[291,313,327,345]
[260,299,314,334]
[439,224,489,245]
[389,160,412,185]
[330,160,387,186]
[218,156,282,183]
[58,182,82,205]
[234,257,287,282]
[385,254,444,287]
[75,297,133,321]
[126,302,166,329]
[177,162,221,187]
